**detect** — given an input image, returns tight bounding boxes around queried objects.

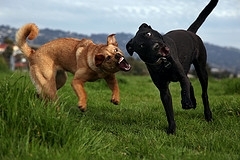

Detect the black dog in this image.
[126,0,218,134]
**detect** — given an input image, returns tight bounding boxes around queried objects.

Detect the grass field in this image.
[0,71,239,159]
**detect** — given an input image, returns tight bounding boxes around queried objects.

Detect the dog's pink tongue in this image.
[118,57,131,72]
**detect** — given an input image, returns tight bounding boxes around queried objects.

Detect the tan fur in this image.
[15,23,131,111]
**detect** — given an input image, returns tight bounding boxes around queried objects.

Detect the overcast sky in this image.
[1,0,240,49]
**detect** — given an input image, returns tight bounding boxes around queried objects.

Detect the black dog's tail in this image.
[187,0,218,33]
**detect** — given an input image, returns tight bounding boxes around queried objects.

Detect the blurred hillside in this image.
[1,24,240,74]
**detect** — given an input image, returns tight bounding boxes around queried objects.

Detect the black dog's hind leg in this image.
[193,61,212,122]
[190,83,197,108]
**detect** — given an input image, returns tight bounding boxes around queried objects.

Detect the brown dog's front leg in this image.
[71,78,87,112]
[104,74,120,105]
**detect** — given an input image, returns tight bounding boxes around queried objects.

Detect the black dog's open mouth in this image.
[118,57,131,71]
[159,46,170,57]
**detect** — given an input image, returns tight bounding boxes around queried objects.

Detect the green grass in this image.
[0,71,239,159]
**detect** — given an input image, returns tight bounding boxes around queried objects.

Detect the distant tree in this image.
[3,37,14,45]
[0,55,9,72]
[2,37,14,67]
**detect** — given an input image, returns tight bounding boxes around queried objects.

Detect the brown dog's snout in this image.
[115,53,122,59]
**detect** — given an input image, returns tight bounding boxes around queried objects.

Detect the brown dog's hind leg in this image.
[104,74,120,105]
[37,78,58,101]
[55,70,67,90]
[30,68,58,101]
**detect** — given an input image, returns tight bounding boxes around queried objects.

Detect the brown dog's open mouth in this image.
[118,57,131,71]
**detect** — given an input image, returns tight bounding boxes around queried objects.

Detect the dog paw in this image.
[78,106,86,112]
[181,99,194,110]
[204,111,213,122]
[181,90,195,109]
[191,98,197,109]
[167,123,176,134]
[111,99,119,105]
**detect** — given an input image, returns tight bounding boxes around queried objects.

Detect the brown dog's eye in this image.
[114,48,118,52]
[106,56,111,60]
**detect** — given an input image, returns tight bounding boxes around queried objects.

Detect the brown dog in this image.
[15,23,131,111]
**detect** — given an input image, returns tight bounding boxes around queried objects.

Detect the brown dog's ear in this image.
[107,34,118,46]
[95,54,105,67]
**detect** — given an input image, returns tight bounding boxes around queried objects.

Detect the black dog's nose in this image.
[153,43,160,51]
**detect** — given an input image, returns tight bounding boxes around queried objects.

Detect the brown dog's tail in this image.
[187,0,218,33]
[15,23,39,58]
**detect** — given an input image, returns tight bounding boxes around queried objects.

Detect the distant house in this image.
[0,43,8,53]
[0,43,28,71]
[12,45,28,71]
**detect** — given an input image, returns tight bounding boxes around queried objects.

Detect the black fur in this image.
[126,0,218,134]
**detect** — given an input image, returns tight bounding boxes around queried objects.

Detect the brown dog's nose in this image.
[115,53,122,59]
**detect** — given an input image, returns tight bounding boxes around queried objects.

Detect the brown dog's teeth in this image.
[118,57,124,64]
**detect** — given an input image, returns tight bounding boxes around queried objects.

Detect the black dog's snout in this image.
[153,43,160,51]
[115,53,122,59]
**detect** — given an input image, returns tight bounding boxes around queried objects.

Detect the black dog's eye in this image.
[146,32,151,37]
[140,44,144,48]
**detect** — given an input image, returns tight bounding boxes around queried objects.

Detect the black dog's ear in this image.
[139,23,152,29]
[126,39,134,56]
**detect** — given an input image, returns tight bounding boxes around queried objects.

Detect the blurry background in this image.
[1,0,239,48]
[0,0,240,77]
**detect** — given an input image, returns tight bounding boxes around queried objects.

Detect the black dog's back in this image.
[164,30,205,74]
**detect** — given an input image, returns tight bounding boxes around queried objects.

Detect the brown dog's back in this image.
[16,24,94,74]
[34,38,93,73]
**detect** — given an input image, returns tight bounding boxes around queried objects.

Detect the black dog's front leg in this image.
[159,86,176,134]
[176,67,194,110]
